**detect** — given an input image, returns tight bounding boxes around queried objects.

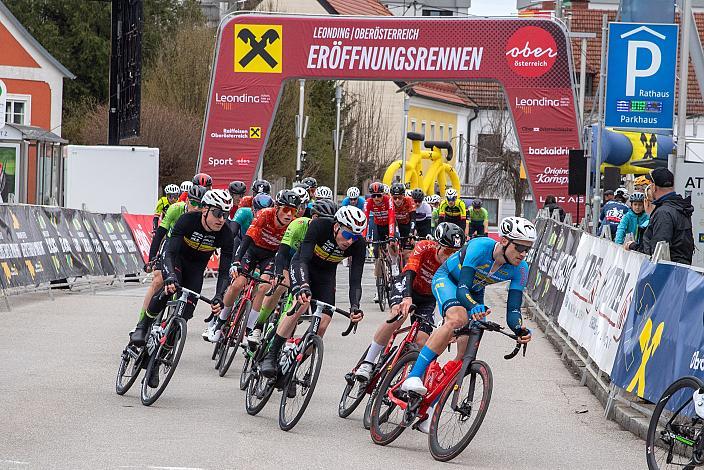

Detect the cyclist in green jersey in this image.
[246,199,338,346]
[468,198,489,238]
[135,185,207,330]
[426,194,441,230]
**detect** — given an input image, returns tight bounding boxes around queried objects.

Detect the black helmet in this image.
[252,193,274,211]
[187,184,207,203]
[275,189,301,208]
[368,181,384,194]
[311,199,338,218]
[252,179,271,195]
[435,222,466,249]
[390,183,406,196]
[301,177,318,189]
[192,172,212,188]
[472,198,482,208]
[228,180,246,196]
[410,188,425,202]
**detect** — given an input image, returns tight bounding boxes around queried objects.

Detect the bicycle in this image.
[140,287,215,406]
[338,307,431,430]
[245,298,358,431]
[212,270,269,377]
[116,336,147,396]
[370,319,526,462]
[369,239,402,312]
[646,375,704,469]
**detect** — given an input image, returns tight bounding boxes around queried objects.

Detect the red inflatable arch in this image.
[198,13,583,216]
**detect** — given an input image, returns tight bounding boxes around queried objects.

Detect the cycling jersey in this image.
[290,217,366,309]
[154,196,170,216]
[274,217,311,276]
[243,207,291,252]
[178,192,188,203]
[393,196,416,226]
[431,207,440,229]
[239,196,253,208]
[232,207,254,235]
[468,207,488,222]
[415,201,432,222]
[439,199,467,226]
[148,202,186,262]
[364,194,395,236]
[341,196,366,210]
[599,200,629,238]
[403,240,443,296]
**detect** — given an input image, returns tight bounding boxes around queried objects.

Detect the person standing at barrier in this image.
[543,195,566,223]
[626,168,695,265]
[615,192,649,245]
[599,188,629,239]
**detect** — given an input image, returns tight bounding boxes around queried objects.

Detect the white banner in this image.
[557,234,648,374]
[0,80,6,129]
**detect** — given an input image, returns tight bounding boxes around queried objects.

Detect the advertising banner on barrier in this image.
[85,213,143,276]
[611,262,704,410]
[557,234,647,373]
[121,213,154,265]
[525,218,580,318]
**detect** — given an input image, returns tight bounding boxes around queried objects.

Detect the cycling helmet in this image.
[315,185,333,200]
[614,187,629,199]
[228,180,247,196]
[499,217,536,243]
[634,175,650,186]
[435,222,466,249]
[202,189,233,211]
[180,181,193,193]
[347,187,361,199]
[368,182,384,194]
[253,193,274,211]
[472,198,482,208]
[335,206,367,234]
[164,184,180,196]
[192,172,213,188]
[301,177,318,189]
[630,192,645,202]
[410,188,425,202]
[311,199,338,218]
[425,194,441,205]
[252,179,271,195]
[292,186,309,205]
[187,184,207,203]
[390,183,406,196]
[383,184,390,194]
[445,188,458,200]
[276,189,301,208]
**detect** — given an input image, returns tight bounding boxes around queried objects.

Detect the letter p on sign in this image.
[625,40,661,96]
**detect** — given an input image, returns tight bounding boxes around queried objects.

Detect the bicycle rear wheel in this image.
[339,346,370,419]
[376,277,386,312]
[279,335,324,431]
[115,344,145,395]
[140,317,188,406]
[245,364,275,416]
[646,376,704,470]
[370,350,418,446]
[428,360,493,462]
[219,299,250,377]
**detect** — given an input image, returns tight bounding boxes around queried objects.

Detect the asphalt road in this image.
[0,267,645,469]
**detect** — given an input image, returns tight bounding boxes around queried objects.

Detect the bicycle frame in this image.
[363,320,422,394]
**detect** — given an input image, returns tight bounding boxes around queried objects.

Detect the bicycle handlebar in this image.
[385,305,417,323]
[265,275,289,296]
[453,320,528,360]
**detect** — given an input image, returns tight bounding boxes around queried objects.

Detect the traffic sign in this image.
[605,23,678,131]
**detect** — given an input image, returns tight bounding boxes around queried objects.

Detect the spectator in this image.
[603,189,615,203]
[626,168,695,265]
[599,187,629,239]
[543,195,566,222]
[615,192,649,245]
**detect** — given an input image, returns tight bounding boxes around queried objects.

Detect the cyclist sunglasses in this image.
[511,241,532,253]
[279,206,297,215]
[371,193,383,198]
[209,207,227,219]
[341,229,361,241]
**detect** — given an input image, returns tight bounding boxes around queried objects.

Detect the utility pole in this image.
[592,14,609,235]
[676,0,692,174]
[400,95,410,185]
[333,83,342,198]
[295,79,305,182]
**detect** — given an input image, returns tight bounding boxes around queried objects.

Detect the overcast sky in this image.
[468,0,518,16]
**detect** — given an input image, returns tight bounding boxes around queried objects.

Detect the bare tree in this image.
[471,95,528,216]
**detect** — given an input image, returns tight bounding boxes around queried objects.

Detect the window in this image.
[448,126,453,142]
[5,99,28,125]
[422,9,453,16]
[522,200,537,221]
[439,124,444,141]
[410,119,416,132]
[575,72,595,97]
[476,133,502,162]
[421,121,426,138]
[430,123,435,140]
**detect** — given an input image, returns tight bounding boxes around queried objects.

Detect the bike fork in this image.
[451,328,483,411]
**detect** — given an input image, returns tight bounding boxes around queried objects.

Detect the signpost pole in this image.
[593,14,609,235]
[333,83,342,199]
[401,95,409,185]
[295,79,305,182]
[676,0,692,174]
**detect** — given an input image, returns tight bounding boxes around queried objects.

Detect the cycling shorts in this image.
[416,219,432,238]
[431,264,484,316]
[398,223,413,249]
[308,269,336,317]
[241,246,275,276]
[469,221,485,237]
[389,277,436,336]
[372,223,389,257]
[147,260,205,320]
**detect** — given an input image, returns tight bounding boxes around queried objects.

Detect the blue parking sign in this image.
[605,23,678,130]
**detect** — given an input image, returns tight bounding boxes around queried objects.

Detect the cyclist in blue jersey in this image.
[401,216,536,396]
[342,187,366,210]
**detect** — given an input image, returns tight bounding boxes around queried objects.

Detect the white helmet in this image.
[346,187,360,199]
[292,186,309,204]
[405,189,413,197]
[445,188,458,200]
[615,187,629,199]
[499,217,536,243]
[164,184,180,196]
[202,189,233,212]
[382,184,390,194]
[425,194,441,204]
[335,206,367,234]
[180,181,193,193]
[315,186,333,200]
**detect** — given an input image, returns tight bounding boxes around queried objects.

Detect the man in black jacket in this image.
[544,195,566,222]
[625,168,695,265]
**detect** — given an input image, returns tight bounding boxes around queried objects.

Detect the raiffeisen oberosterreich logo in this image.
[505,26,558,78]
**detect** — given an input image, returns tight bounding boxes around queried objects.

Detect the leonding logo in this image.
[505,26,558,78]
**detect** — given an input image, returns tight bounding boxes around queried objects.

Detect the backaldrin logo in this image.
[235,24,282,73]
[505,26,558,78]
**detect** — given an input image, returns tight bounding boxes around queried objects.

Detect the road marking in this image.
[0,460,29,465]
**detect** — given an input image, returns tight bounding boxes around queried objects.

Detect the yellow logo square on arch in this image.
[234,24,282,73]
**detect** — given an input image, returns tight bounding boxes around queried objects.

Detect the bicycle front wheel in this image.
[338,346,370,419]
[219,299,250,377]
[115,344,145,395]
[647,376,704,470]
[428,360,493,462]
[279,335,324,431]
[140,317,187,406]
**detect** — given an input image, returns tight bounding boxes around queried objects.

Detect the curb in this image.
[525,303,654,442]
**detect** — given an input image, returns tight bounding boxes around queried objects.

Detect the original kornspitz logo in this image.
[235,25,282,73]
[505,26,558,78]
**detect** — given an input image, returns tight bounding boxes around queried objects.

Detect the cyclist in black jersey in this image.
[129,189,235,348]
[260,205,368,378]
